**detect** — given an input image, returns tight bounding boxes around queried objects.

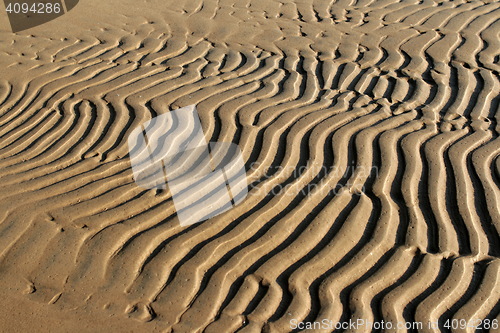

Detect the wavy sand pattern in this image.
[0,0,499,331]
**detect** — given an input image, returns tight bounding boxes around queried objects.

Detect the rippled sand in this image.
[0,0,498,332]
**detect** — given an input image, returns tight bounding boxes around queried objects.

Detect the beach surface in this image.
[0,0,499,331]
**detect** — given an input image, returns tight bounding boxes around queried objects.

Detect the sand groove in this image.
[0,0,499,331]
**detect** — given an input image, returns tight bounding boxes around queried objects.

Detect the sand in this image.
[0,0,499,332]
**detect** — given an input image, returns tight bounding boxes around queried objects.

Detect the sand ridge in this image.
[0,0,499,332]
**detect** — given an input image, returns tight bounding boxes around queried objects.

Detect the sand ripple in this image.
[0,0,498,331]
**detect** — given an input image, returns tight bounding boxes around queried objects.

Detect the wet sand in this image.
[0,0,499,332]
